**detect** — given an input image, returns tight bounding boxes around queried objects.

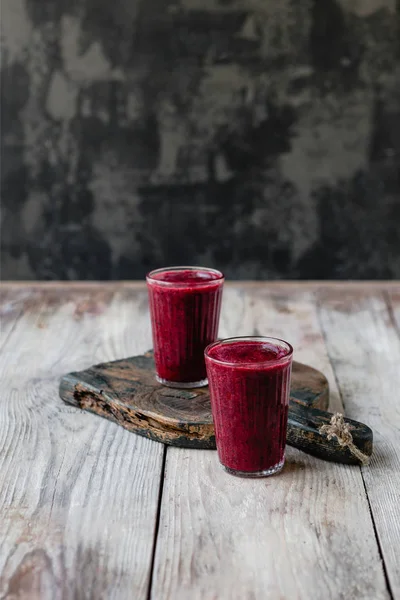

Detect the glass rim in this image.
[204,336,293,368]
[146,266,225,287]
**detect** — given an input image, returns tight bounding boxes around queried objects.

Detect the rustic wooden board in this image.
[150,287,388,600]
[60,350,329,437]
[60,348,372,464]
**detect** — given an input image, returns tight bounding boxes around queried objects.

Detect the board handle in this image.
[287,402,373,465]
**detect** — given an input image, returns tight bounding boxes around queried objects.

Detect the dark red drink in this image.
[205,337,293,477]
[147,266,224,388]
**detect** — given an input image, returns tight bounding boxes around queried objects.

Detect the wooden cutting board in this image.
[59,351,372,464]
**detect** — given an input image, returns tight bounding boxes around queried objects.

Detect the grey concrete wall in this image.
[1,0,399,280]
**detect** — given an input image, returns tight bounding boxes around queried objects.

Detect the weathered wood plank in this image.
[319,290,400,599]
[0,288,26,353]
[387,290,400,335]
[151,286,388,600]
[0,288,163,600]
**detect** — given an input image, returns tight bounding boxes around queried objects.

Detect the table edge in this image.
[1,280,400,290]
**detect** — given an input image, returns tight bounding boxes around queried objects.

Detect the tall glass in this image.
[205,336,293,477]
[146,266,224,388]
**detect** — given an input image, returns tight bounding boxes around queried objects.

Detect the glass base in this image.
[156,375,208,389]
[221,457,285,478]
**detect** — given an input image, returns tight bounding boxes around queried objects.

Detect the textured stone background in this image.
[1,0,400,280]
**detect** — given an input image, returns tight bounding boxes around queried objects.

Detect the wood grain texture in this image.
[59,352,373,463]
[1,283,397,600]
[151,286,388,600]
[59,351,331,438]
[0,288,25,355]
[0,288,163,600]
[387,290,400,335]
[319,290,400,599]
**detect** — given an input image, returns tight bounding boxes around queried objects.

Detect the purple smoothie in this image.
[147,267,224,388]
[205,337,293,476]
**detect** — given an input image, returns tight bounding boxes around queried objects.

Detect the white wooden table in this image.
[1,282,399,600]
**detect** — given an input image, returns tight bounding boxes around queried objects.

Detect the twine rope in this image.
[319,412,370,465]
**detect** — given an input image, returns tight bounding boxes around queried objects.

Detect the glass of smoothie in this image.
[205,336,293,477]
[146,266,224,388]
